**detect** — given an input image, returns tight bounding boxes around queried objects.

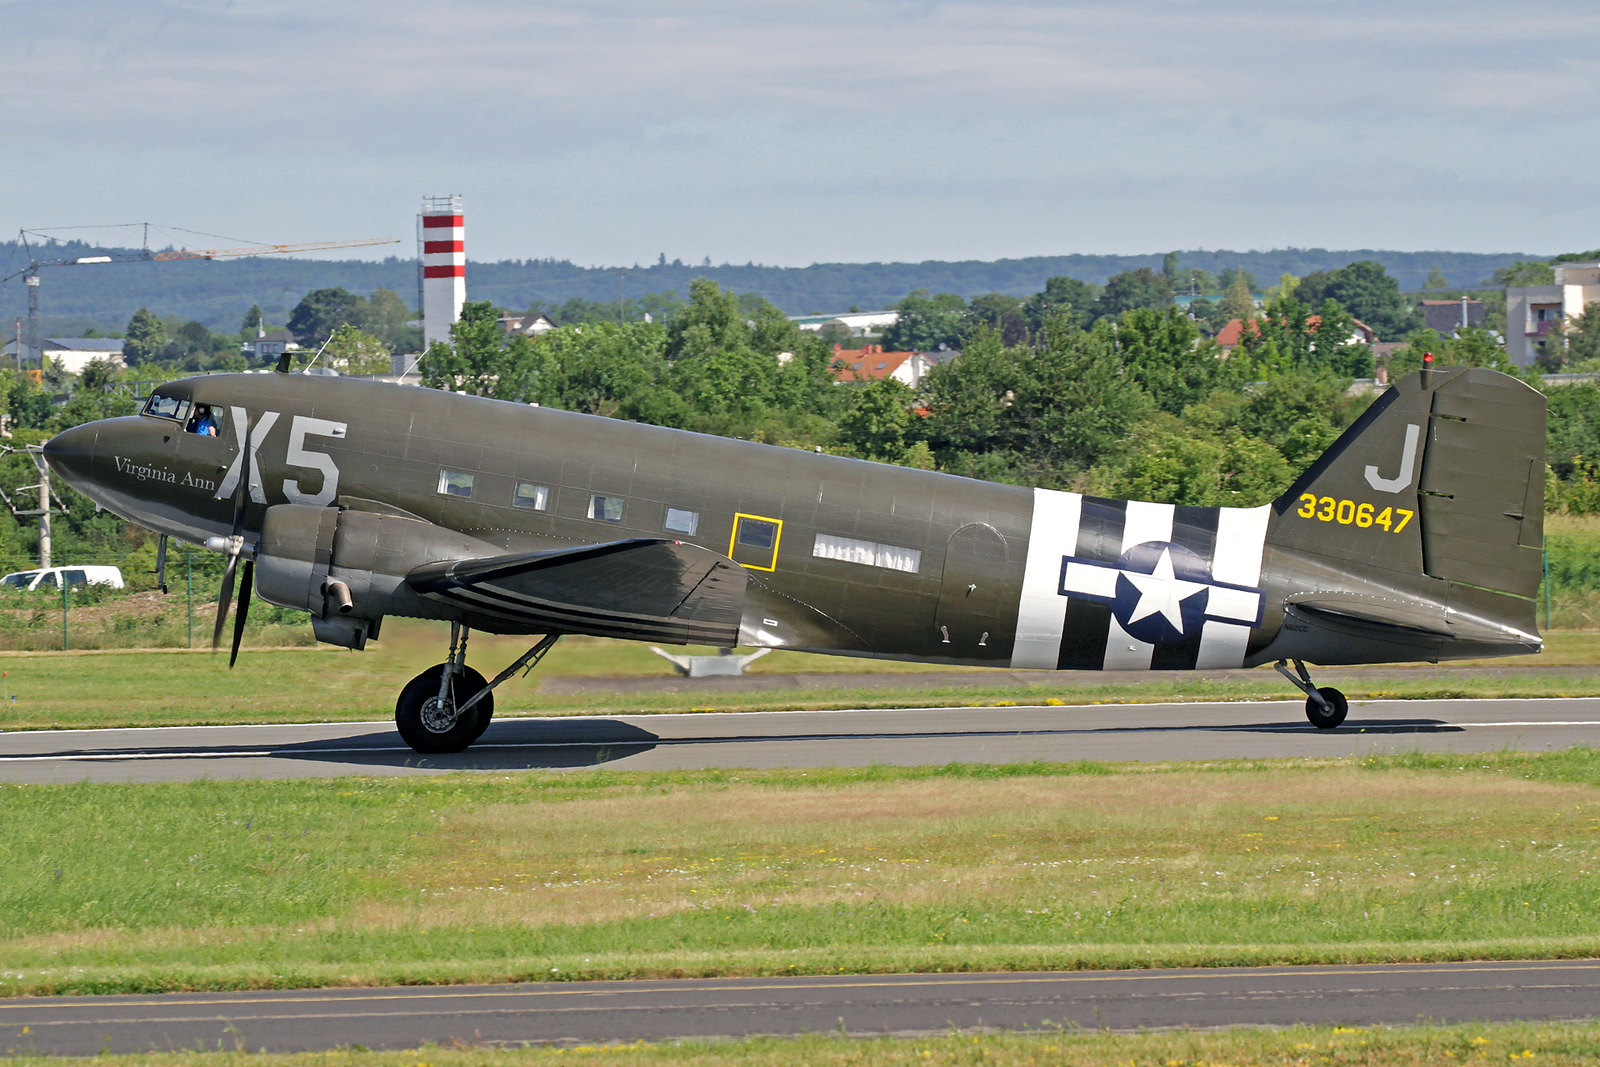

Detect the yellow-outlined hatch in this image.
[729,513,783,571]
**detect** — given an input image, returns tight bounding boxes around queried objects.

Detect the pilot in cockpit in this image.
[189,404,219,437]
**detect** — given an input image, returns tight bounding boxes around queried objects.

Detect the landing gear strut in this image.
[1274,658,1348,730]
[394,624,562,754]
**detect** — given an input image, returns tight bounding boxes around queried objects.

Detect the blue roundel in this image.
[1109,541,1213,645]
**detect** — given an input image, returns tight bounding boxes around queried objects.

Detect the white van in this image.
[0,566,125,592]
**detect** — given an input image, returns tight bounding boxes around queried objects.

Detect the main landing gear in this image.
[1274,658,1349,730]
[395,624,562,754]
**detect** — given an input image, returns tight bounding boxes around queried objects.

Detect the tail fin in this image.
[1264,366,1544,661]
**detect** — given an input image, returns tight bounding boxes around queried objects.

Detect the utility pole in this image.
[0,447,62,568]
[36,457,51,569]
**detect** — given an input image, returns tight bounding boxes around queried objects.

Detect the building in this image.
[241,327,297,362]
[1213,315,1375,353]
[830,344,934,387]
[498,313,556,337]
[1,337,126,375]
[1505,262,1600,367]
[793,310,899,336]
[1420,298,1486,337]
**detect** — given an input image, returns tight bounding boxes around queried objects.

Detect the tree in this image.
[1022,276,1096,335]
[240,305,264,337]
[1423,266,1451,291]
[352,288,420,352]
[1095,268,1172,320]
[1323,261,1414,340]
[1492,260,1554,287]
[665,279,748,362]
[965,292,1028,346]
[287,287,360,347]
[1113,307,1234,414]
[122,308,165,365]
[837,377,918,463]
[323,325,392,376]
[881,290,967,351]
[1216,271,1256,327]
[418,300,545,400]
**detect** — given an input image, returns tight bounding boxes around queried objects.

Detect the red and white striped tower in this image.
[419,195,465,348]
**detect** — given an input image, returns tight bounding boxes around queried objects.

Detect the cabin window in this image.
[729,514,782,571]
[512,482,549,510]
[437,470,475,498]
[589,494,625,523]
[664,507,699,535]
[142,394,192,423]
[812,533,921,574]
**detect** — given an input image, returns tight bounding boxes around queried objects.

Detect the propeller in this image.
[154,534,168,594]
[207,413,255,665]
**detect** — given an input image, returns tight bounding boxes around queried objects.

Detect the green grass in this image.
[5,1022,1600,1066]
[4,751,1600,997]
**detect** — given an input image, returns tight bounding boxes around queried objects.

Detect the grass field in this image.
[3,750,1599,998]
[6,1022,1600,1066]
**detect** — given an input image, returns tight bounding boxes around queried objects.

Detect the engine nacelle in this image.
[253,504,500,649]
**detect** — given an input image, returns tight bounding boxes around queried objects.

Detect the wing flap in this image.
[406,539,748,644]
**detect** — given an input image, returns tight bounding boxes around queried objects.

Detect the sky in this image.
[3,0,1597,268]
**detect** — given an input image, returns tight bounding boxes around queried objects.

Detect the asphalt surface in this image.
[4,961,1600,1055]
[1,697,1598,783]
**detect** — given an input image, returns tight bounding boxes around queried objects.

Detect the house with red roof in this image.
[830,344,935,387]
[1214,315,1375,353]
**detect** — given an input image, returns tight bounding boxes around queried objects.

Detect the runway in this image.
[4,960,1599,1055]
[1,697,1597,783]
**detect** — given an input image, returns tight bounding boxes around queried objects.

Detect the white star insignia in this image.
[1120,546,1208,632]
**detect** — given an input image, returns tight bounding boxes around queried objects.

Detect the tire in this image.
[1305,686,1348,730]
[395,663,493,754]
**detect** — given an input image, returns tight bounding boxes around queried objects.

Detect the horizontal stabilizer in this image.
[407,539,748,645]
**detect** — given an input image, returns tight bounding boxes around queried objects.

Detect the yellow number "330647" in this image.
[1296,494,1413,532]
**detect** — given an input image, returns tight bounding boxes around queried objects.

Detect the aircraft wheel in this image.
[396,663,493,753]
[1305,686,1348,730]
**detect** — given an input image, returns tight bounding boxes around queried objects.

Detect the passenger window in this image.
[36,572,58,590]
[512,482,549,510]
[437,470,474,498]
[663,507,699,535]
[63,569,88,586]
[589,495,625,523]
[729,514,782,571]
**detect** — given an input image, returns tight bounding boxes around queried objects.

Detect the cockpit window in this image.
[143,394,192,423]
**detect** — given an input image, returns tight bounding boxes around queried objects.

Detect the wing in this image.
[405,538,749,644]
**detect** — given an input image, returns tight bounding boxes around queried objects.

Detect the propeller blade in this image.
[212,553,238,651]
[229,560,253,668]
[155,534,168,594]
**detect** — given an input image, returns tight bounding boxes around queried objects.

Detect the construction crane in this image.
[1,231,400,365]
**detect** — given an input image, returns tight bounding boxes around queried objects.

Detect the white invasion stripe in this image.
[1195,622,1251,670]
[1196,504,1271,669]
[1010,488,1082,668]
[1211,503,1270,586]
[1102,500,1173,670]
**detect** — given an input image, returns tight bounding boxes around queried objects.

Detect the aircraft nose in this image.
[42,422,98,487]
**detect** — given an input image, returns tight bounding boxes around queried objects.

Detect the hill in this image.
[0,240,1536,337]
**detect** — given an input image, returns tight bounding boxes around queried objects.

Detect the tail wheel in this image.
[396,663,493,753]
[1305,686,1348,730]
